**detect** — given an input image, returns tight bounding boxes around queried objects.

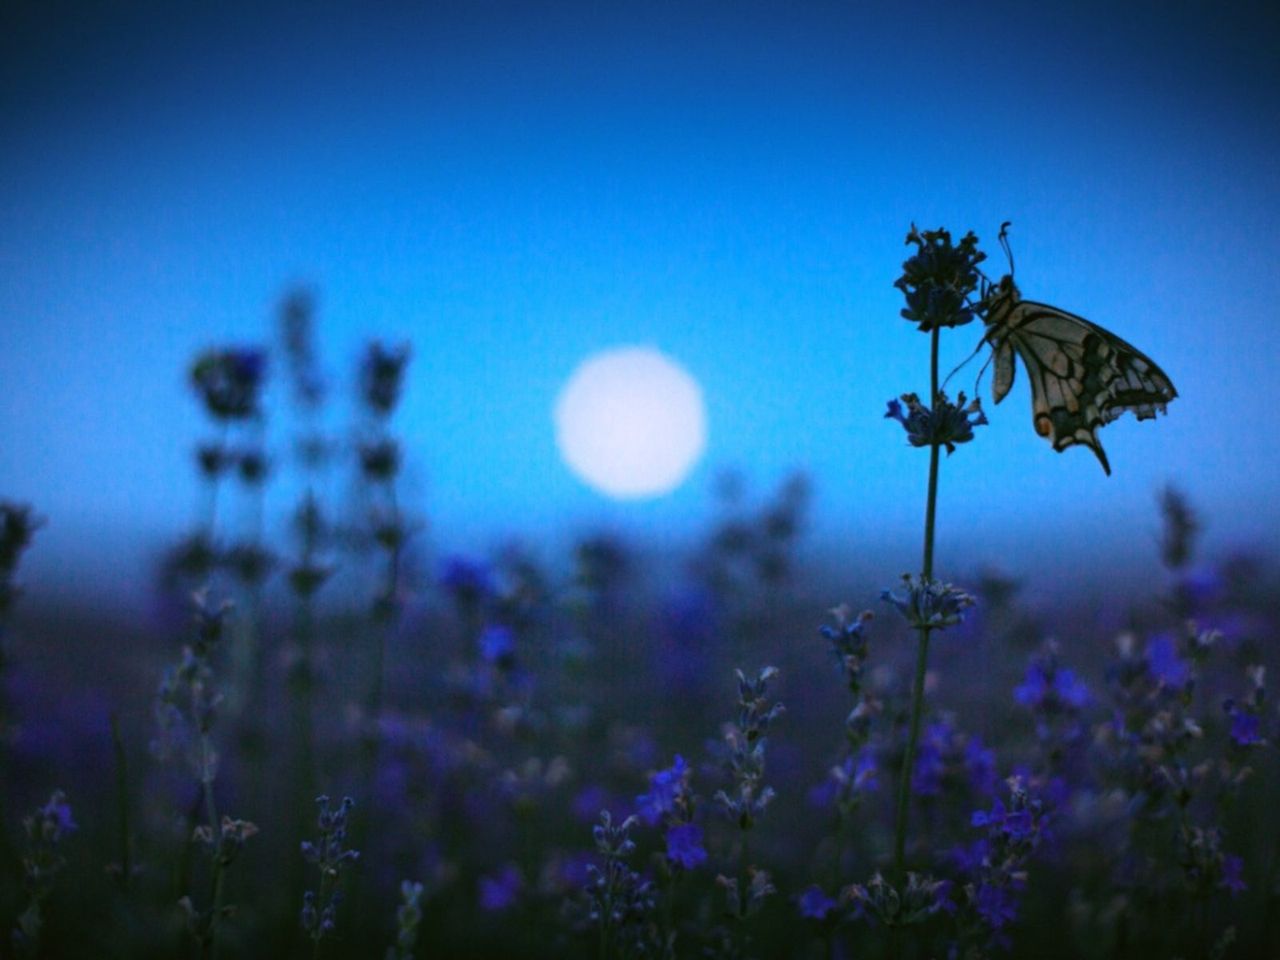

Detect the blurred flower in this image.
[1014,647,1091,712]
[797,885,838,921]
[1220,854,1247,895]
[1145,634,1190,689]
[974,882,1018,929]
[360,341,411,416]
[478,864,523,912]
[636,754,692,826]
[1159,485,1200,571]
[664,823,707,869]
[478,625,515,665]
[190,347,267,421]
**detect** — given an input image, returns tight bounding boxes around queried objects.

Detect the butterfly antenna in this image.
[942,338,989,391]
[973,347,996,400]
[998,220,1015,278]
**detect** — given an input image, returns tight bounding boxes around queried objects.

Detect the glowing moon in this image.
[554,346,707,500]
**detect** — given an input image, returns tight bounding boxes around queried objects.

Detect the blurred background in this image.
[3,0,1278,613]
[2,3,1280,957]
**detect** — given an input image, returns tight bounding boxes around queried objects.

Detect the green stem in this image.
[892,326,943,884]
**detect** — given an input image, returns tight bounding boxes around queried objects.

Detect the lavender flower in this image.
[636,754,693,826]
[893,224,987,331]
[301,795,360,947]
[578,812,659,956]
[385,880,425,960]
[885,391,987,454]
[882,574,976,631]
[359,341,411,416]
[664,822,708,869]
[478,864,523,911]
[714,668,784,830]
[797,885,839,921]
[11,790,75,959]
[842,871,953,927]
[190,347,267,421]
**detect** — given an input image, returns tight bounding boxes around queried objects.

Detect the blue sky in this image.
[2,1,1278,605]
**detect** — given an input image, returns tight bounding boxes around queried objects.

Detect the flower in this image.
[797,885,838,920]
[885,391,987,453]
[1220,854,1247,895]
[360,341,411,415]
[478,625,515,664]
[478,864,523,911]
[1014,661,1091,712]
[664,823,707,869]
[190,347,267,420]
[894,225,987,331]
[1145,633,1190,688]
[636,755,691,826]
[882,574,976,631]
[974,882,1017,929]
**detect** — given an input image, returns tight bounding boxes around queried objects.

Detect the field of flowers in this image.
[2,230,1277,958]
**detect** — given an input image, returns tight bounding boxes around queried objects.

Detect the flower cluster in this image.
[579,812,660,956]
[885,391,987,454]
[882,574,976,631]
[151,593,232,777]
[842,871,953,928]
[385,880,426,960]
[813,606,882,817]
[714,667,785,830]
[11,790,75,959]
[1014,641,1091,773]
[190,347,267,421]
[911,716,998,800]
[360,341,412,416]
[191,815,259,868]
[1223,664,1266,748]
[954,776,1049,947]
[893,225,987,331]
[301,795,361,945]
[637,754,708,870]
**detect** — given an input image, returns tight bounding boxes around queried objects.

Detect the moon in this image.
[554,346,707,500]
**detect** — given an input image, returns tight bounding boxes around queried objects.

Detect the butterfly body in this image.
[981,275,1177,475]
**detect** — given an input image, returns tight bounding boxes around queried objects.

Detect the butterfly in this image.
[975,226,1177,475]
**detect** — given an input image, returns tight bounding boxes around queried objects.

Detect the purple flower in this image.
[1228,708,1262,746]
[1146,634,1190,688]
[1015,661,1091,711]
[1220,854,1247,895]
[882,574,976,630]
[478,864,522,911]
[439,556,493,603]
[797,885,838,920]
[636,755,690,826]
[478,625,515,664]
[912,722,949,795]
[974,882,1017,929]
[885,391,987,453]
[664,823,707,869]
[965,737,998,796]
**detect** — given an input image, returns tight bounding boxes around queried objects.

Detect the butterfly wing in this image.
[993,298,1177,475]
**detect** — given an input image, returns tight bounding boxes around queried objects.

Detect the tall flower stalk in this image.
[883,226,987,884]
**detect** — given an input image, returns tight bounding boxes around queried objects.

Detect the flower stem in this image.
[893,325,943,884]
